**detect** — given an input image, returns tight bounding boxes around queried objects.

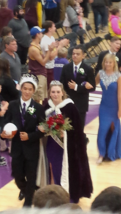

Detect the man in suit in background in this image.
[95,36,121,76]
[1,74,45,207]
[60,46,95,143]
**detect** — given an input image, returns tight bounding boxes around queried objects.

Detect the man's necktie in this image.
[74,66,77,78]
[22,103,26,116]
[21,103,26,126]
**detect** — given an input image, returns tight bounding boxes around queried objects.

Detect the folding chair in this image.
[55,21,66,38]
[86,23,96,40]
[57,32,78,48]
[104,33,111,44]
[81,40,98,58]
[89,37,103,54]
[84,57,98,68]
[85,23,107,51]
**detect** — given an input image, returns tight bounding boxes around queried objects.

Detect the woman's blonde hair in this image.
[102,53,118,72]
[48,81,68,100]
[58,47,68,58]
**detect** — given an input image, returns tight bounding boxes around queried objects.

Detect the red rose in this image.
[47,121,53,128]
[57,114,63,119]
[48,117,54,122]
[55,118,64,125]
[55,124,60,130]
[47,117,54,128]
[55,119,61,124]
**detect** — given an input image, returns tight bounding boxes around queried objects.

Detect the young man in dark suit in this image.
[95,36,121,76]
[60,46,95,142]
[1,74,45,207]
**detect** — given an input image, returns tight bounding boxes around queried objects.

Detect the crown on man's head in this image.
[19,74,39,91]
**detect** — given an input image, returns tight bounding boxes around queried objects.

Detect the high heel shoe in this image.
[97,156,103,164]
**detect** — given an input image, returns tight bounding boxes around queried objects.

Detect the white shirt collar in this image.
[73,62,82,72]
[20,98,31,111]
[109,50,116,55]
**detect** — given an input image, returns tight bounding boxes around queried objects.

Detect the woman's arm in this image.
[118,76,121,118]
[111,18,121,35]
[95,73,100,85]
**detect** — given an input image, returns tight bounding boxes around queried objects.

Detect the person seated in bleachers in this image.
[33,184,70,208]
[75,0,86,30]
[54,47,69,81]
[91,186,121,212]
[109,7,121,38]
[66,0,84,44]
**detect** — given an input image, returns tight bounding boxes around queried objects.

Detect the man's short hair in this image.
[111,36,121,43]
[72,46,84,54]
[4,36,16,46]
[42,21,54,34]
[91,186,121,212]
[1,26,12,38]
[33,184,70,208]
[13,5,23,16]
[0,0,7,7]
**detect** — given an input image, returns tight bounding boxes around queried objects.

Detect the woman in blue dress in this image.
[96,53,121,164]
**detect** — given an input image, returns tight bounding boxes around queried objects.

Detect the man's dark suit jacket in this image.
[95,50,121,76]
[4,99,45,160]
[60,61,95,113]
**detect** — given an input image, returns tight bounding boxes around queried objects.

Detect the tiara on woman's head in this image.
[50,80,62,86]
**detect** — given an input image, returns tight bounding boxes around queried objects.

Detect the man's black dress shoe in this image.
[18,191,25,200]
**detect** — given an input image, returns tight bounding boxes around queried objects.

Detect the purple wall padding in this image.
[8,0,18,10]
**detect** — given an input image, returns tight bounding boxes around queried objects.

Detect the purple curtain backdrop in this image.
[8,0,18,10]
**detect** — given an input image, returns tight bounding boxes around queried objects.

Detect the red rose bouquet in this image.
[39,114,73,139]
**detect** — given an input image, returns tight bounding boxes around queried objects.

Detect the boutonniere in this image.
[27,107,36,115]
[115,56,119,62]
[78,68,85,75]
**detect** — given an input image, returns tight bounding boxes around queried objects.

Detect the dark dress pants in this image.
[17,43,28,65]
[45,7,58,23]
[92,6,107,33]
[80,0,89,18]
[12,154,38,206]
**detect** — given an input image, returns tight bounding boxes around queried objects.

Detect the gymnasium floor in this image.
[0,86,121,211]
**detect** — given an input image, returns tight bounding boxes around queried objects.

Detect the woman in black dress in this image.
[39,80,93,203]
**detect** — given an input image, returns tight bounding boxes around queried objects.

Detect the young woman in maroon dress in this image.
[39,80,93,203]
